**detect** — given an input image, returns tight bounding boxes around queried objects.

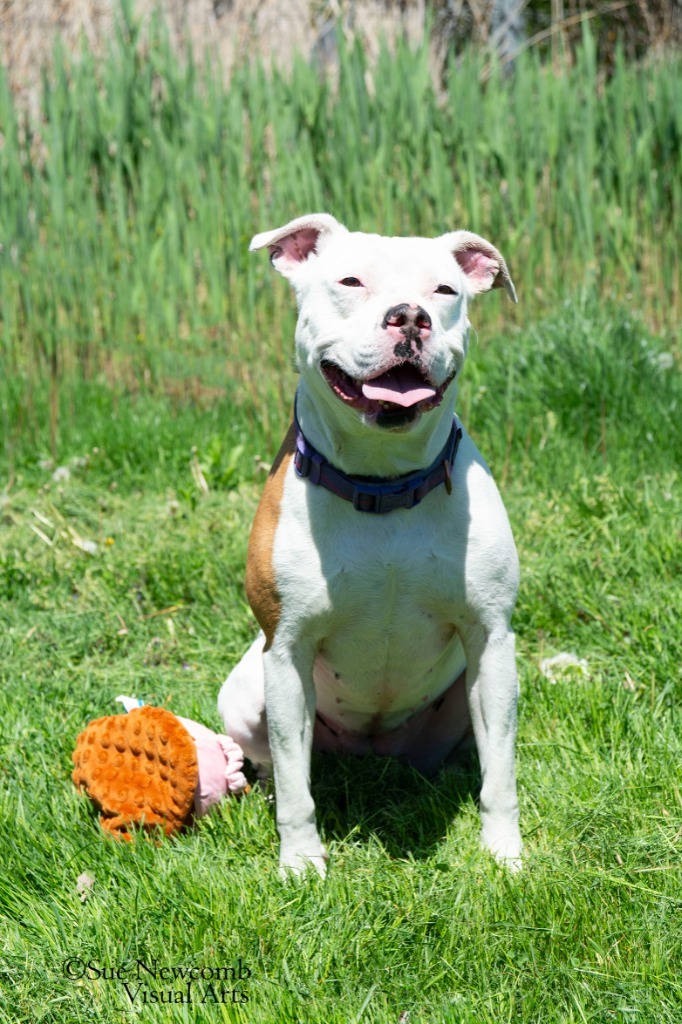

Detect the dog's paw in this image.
[482,830,523,872]
[278,848,328,880]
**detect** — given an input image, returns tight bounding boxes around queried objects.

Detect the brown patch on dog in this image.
[245,422,296,650]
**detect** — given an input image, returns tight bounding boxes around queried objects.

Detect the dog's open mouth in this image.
[321,361,454,428]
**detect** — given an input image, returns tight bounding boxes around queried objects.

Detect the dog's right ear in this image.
[250,213,346,279]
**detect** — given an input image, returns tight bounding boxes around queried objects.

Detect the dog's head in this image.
[251,213,516,433]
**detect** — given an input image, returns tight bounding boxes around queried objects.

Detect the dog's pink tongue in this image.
[361,366,436,408]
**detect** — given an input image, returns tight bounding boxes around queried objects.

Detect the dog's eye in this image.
[435,284,458,296]
[339,277,363,288]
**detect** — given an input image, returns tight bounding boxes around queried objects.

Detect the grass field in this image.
[1,6,681,1023]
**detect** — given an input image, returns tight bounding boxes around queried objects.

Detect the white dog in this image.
[219,213,522,876]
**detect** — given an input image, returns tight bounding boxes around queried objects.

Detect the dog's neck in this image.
[294,378,458,479]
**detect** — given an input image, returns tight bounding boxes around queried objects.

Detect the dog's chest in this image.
[272,466,468,729]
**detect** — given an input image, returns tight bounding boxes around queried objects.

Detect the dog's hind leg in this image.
[218,632,272,777]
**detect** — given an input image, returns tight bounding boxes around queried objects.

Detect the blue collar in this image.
[293,401,462,515]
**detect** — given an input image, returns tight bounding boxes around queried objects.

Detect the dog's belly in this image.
[312,608,467,736]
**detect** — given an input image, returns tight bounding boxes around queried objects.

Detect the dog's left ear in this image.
[250,213,346,280]
[440,231,517,303]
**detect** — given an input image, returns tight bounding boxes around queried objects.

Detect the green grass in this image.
[1,5,682,1021]
[0,9,680,462]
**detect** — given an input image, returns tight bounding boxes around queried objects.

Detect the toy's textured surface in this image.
[72,707,199,839]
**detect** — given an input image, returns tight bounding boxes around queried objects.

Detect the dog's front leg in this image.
[460,623,522,868]
[263,643,327,878]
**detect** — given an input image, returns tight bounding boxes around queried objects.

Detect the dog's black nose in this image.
[382,304,432,358]
[382,304,432,332]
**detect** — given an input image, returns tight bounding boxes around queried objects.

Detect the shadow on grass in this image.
[310,749,481,861]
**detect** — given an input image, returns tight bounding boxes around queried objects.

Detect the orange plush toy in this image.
[72,698,248,840]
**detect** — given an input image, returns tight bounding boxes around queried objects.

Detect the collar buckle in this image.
[352,483,420,514]
[294,439,324,485]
